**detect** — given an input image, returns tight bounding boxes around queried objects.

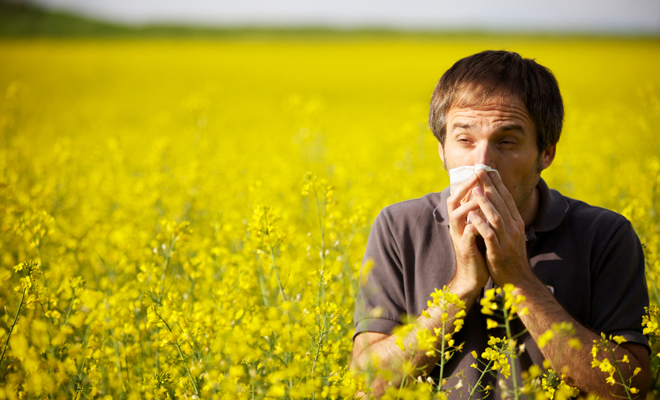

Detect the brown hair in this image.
[429,50,563,153]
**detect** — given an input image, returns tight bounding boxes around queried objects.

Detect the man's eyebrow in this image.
[451,122,474,130]
[498,124,526,133]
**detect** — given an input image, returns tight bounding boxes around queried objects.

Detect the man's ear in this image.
[540,144,556,170]
[438,142,445,164]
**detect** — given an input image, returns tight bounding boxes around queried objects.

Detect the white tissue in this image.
[449,164,499,195]
[449,164,500,226]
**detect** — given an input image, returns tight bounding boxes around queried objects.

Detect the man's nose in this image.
[474,142,495,168]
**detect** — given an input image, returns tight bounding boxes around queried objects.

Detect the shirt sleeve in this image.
[589,218,649,350]
[353,209,406,339]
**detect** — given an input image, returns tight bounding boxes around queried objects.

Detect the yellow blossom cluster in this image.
[480,338,512,379]
[480,283,528,320]
[387,286,467,396]
[538,322,582,351]
[540,368,580,400]
[0,36,659,400]
[591,333,641,395]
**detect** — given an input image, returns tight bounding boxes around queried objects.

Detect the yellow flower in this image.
[597,358,615,374]
[5,40,659,400]
[538,329,554,348]
[415,328,438,355]
[612,335,627,344]
[568,338,582,350]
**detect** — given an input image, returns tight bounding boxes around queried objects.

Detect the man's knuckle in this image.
[483,231,495,241]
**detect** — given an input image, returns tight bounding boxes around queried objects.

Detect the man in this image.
[351,50,650,398]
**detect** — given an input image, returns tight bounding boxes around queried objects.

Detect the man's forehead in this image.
[448,90,532,122]
[451,88,524,110]
[445,94,536,138]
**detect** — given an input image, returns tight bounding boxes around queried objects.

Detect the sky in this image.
[31,0,660,33]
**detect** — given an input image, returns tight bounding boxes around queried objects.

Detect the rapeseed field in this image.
[0,37,659,399]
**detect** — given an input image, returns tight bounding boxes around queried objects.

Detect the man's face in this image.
[439,92,555,211]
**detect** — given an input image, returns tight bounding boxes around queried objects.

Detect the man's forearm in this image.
[352,282,482,397]
[514,276,650,398]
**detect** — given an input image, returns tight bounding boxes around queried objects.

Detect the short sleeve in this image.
[589,219,649,350]
[353,209,407,339]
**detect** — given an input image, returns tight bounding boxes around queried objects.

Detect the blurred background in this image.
[1,0,659,35]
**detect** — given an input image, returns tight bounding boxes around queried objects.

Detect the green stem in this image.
[123,334,130,383]
[111,329,126,396]
[651,362,660,392]
[268,244,286,302]
[255,256,270,306]
[0,288,26,365]
[645,267,660,306]
[155,310,200,397]
[504,309,519,400]
[609,347,633,399]
[312,185,327,307]
[251,369,256,400]
[174,340,200,397]
[467,360,495,400]
[311,185,329,400]
[158,237,175,304]
[35,243,55,326]
[437,319,447,393]
[310,313,327,399]
[63,292,76,326]
[397,366,408,400]
[338,231,358,297]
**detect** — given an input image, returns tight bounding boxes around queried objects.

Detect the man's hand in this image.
[465,169,533,287]
[446,172,490,295]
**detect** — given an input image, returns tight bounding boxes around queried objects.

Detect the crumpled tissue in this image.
[449,164,500,195]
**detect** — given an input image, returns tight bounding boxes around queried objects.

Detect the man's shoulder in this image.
[377,192,443,225]
[544,190,639,248]
[534,181,635,243]
[562,194,631,230]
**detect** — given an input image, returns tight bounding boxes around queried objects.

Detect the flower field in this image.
[1,37,660,399]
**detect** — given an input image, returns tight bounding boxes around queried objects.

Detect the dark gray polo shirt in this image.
[354,178,649,398]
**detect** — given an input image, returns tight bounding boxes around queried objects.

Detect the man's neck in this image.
[519,186,541,228]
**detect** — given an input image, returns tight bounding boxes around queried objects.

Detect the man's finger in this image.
[461,222,481,247]
[447,173,478,212]
[485,170,521,223]
[476,169,514,222]
[472,185,508,238]
[467,210,500,248]
[449,197,480,234]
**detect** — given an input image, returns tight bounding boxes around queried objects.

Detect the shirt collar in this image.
[433,177,569,239]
